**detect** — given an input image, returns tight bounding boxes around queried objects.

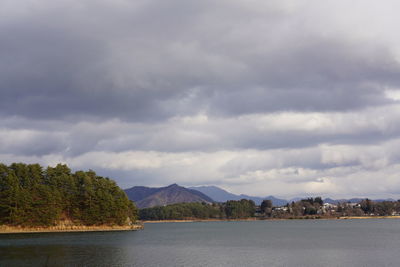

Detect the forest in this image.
[0,163,138,227]
[139,199,256,220]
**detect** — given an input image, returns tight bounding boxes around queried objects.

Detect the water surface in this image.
[1,219,399,266]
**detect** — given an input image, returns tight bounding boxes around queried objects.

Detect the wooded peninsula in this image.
[0,163,139,232]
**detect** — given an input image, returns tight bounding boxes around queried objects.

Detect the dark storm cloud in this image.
[1,0,400,122]
[2,0,400,197]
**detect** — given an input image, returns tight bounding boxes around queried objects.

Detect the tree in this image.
[225,199,255,219]
[314,197,323,206]
[261,200,273,217]
[0,165,21,224]
[360,199,373,214]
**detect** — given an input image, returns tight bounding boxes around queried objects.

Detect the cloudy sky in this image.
[2,0,400,199]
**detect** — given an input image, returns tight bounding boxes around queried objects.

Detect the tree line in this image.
[0,163,138,227]
[139,199,256,220]
[139,197,400,220]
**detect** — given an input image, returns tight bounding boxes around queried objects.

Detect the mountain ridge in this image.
[125,184,214,208]
[189,185,288,206]
[189,186,396,206]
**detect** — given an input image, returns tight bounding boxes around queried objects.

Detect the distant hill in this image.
[124,186,161,202]
[188,186,239,202]
[125,184,214,208]
[189,186,288,206]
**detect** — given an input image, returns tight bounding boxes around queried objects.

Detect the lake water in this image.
[1,219,400,266]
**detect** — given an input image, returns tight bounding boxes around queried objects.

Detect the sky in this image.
[1,0,400,199]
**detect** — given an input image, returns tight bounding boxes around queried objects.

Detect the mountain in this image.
[188,186,239,202]
[324,197,396,204]
[124,186,161,202]
[124,184,214,208]
[189,186,288,206]
[263,195,289,207]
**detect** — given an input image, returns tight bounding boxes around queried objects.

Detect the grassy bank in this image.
[0,223,144,234]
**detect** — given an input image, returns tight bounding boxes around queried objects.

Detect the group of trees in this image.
[264,197,400,218]
[139,199,256,220]
[350,199,400,216]
[292,197,324,216]
[140,202,222,220]
[257,197,326,218]
[224,199,256,218]
[0,163,138,226]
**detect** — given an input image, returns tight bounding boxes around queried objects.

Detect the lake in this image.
[1,219,400,266]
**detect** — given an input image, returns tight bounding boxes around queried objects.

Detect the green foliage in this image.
[139,199,256,220]
[260,199,273,216]
[299,197,323,215]
[0,163,137,227]
[301,197,323,206]
[360,198,373,214]
[224,199,256,219]
[139,202,222,220]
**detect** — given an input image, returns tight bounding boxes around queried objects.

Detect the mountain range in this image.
[124,184,397,209]
[189,186,288,206]
[124,184,214,208]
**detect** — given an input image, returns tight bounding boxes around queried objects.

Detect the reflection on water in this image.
[0,232,131,266]
[1,219,400,266]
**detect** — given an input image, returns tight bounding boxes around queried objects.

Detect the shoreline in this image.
[337,216,400,220]
[0,223,144,234]
[2,216,399,232]
[143,216,400,223]
[143,218,259,223]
